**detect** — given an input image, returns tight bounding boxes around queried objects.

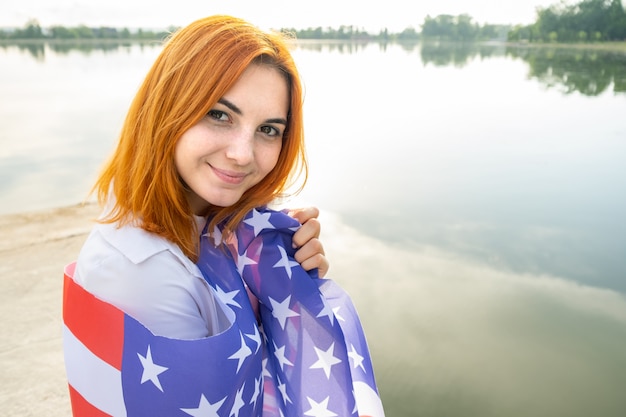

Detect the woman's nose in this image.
[225,129,254,165]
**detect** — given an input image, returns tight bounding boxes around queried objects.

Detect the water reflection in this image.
[322,212,626,417]
[294,39,374,54]
[0,40,161,60]
[0,42,46,61]
[417,41,626,96]
[4,40,625,97]
[2,38,625,417]
[297,39,626,96]
[506,46,626,95]
[419,41,507,67]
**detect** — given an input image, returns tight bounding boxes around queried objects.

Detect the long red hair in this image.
[94,15,307,261]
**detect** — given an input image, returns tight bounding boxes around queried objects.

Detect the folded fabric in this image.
[62,207,384,417]
[200,207,384,417]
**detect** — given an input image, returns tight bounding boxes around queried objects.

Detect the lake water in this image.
[1,40,625,416]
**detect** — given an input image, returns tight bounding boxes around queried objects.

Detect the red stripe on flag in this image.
[63,262,124,370]
[68,383,113,417]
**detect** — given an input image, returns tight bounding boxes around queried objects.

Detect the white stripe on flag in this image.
[354,381,386,417]
[63,324,127,417]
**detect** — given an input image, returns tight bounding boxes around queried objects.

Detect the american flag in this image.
[62,207,384,417]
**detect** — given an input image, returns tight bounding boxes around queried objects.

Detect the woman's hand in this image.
[289,207,329,278]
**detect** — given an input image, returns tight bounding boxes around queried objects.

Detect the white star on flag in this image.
[243,208,274,236]
[310,342,342,379]
[348,343,366,372]
[211,226,223,246]
[332,306,345,322]
[277,374,292,405]
[268,295,300,330]
[137,345,168,392]
[250,376,262,407]
[229,332,252,372]
[229,384,246,417]
[244,324,261,353]
[303,396,338,417]
[273,340,294,371]
[316,294,334,325]
[262,357,272,378]
[272,245,299,279]
[236,249,257,273]
[214,284,241,309]
[180,394,226,417]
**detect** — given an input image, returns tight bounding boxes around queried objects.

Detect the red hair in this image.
[94,15,307,261]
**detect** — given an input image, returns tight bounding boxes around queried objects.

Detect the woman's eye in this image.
[207,110,229,121]
[259,125,280,137]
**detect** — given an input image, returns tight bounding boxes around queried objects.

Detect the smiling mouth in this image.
[211,166,248,185]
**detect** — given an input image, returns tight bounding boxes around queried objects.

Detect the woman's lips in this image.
[211,166,247,185]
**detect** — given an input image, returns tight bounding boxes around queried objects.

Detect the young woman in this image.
[63,15,384,417]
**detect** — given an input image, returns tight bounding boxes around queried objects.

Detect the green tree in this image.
[397,27,419,40]
[13,19,44,39]
[421,14,480,41]
[75,25,95,39]
[606,0,626,39]
[50,26,78,39]
[532,0,626,42]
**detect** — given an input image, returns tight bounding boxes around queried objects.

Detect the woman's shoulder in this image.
[76,220,203,287]
[74,221,226,339]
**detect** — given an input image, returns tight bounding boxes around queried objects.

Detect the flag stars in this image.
[310,342,342,379]
[244,208,275,236]
[244,324,261,354]
[268,295,300,330]
[316,294,334,326]
[273,341,294,371]
[180,394,226,417]
[332,306,345,322]
[304,396,338,417]
[262,357,272,378]
[211,226,223,246]
[137,345,168,392]
[236,250,257,273]
[250,376,262,408]
[214,285,241,309]
[348,343,366,373]
[229,384,246,417]
[272,245,299,279]
[277,374,292,405]
[229,332,252,373]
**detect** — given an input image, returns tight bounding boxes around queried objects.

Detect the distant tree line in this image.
[281,25,377,40]
[508,0,626,42]
[0,19,172,41]
[0,18,509,43]
[2,0,625,43]
[281,19,509,42]
[419,15,510,40]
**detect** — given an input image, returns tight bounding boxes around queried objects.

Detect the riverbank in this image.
[0,203,100,416]
[505,39,626,52]
[3,37,626,53]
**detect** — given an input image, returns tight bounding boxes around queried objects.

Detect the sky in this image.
[2,0,572,32]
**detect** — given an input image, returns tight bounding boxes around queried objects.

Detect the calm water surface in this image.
[1,41,625,416]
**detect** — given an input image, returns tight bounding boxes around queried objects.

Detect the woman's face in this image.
[175,64,289,214]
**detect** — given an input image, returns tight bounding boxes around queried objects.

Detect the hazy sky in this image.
[3,0,570,31]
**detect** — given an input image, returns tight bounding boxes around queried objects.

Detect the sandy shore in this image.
[0,203,101,416]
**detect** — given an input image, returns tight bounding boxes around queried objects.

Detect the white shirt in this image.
[74,215,233,340]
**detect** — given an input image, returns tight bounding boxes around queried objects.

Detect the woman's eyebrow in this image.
[218,98,287,125]
[218,98,242,115]
[266,117,288,125]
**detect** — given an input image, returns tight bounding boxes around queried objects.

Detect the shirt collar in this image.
[98,219,204,277]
